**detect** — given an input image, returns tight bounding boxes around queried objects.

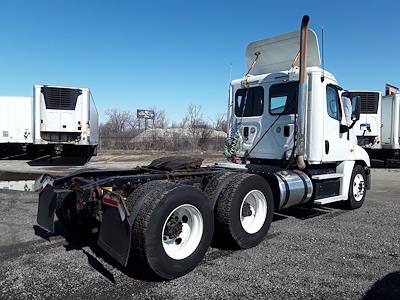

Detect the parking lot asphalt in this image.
[0,168,399,299]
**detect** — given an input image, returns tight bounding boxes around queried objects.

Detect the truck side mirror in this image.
[351,96,361,121]
[360,123,371,132]
[340,124,349,133]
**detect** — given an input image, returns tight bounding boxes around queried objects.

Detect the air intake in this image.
[41,87,82,110]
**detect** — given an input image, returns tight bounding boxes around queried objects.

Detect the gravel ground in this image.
[0,168,399,299]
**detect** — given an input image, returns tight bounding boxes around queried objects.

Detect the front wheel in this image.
[345,164,367,209]
[130,182,214,280]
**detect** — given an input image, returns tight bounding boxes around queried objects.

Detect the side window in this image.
[269,81,298,115]
[234,86,264,117]
[270,96,287,114]
[326,85,342,121]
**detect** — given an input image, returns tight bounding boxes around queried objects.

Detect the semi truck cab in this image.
[226,26,370,206]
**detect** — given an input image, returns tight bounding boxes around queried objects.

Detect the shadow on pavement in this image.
[363,271,400,300]
[277,206,330,220]
[33,221,160,282]
[27,155,89,166]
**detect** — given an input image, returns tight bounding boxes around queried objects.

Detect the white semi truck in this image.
[350,89,400,166]
[0,85,99,162]
[37,16,370,280]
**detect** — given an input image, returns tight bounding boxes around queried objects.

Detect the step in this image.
[314,195,346,205]
[311,173,343,180]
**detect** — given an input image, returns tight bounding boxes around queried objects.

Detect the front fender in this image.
[353,145,371,167]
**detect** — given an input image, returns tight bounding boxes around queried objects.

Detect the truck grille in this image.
[41,87,82,110]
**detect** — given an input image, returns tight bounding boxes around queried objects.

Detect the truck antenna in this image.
[321,27,325,82]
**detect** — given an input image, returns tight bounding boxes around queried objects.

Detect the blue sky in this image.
[0,0,399,123]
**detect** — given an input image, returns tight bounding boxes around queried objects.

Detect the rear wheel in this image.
[345,164,366,209]
[214,173,274,249]
[130,182,213,280]
[203,171,236,208]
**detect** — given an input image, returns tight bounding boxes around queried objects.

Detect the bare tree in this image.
[170,121,181,128]
[101,109,137,135]
[184,104,204,136]
[153,108,168,129]
[214,113,228,133]
[182,104,213,148]
[99,105,227,152]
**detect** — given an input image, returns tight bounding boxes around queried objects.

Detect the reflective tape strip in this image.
[103,197,118,207]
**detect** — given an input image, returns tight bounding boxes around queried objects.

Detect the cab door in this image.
[322,84,349,162]
[235,79,297,160]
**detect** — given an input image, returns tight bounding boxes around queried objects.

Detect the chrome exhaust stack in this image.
[296,15,310,170]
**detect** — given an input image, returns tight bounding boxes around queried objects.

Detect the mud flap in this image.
[37,185,57,232]
[97,205,132,266]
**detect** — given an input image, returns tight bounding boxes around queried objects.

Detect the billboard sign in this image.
[137,109,155,119]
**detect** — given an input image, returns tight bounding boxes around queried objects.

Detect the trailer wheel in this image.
[130,182,213,280]
[214,173,274,249]
[345,164,366,209]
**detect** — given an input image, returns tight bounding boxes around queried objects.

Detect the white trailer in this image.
[351,90,400,165]
[347,91,381,148]
[381,92,400,150]
[37,15,370,280]
[0,96,33,158]
[0,85,99,162]
[31,84,99,160]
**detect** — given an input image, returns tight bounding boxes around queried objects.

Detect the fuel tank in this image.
[274,170,313,209]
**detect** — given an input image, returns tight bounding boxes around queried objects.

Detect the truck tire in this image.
[345,164,366,209]
[214,173,274,249]
[130,182,214,280]
[125,180,167,213]
[203,171,236,208]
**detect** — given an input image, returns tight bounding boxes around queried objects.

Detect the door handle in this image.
[325,140,329,154]
[243,127,249,138]
[284,126,290,137]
